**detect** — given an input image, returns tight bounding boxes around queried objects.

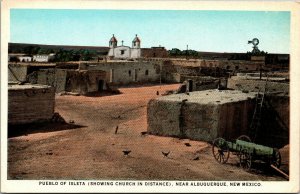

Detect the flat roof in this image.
[8,84,52,90]
[8,63,56,67]
[158,89,256,105]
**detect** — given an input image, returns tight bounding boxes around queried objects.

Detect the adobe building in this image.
[81,61,162,85]
[147,90,256,142]
[8,84,55,124]
[161,58,264,83]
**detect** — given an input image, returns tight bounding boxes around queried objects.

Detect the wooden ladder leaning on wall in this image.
[249,73,269,142]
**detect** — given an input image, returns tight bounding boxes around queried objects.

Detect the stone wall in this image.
[8,84,55,124]
[147,90,256,142]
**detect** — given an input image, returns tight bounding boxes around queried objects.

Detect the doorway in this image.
[98,80,104,91]
[188,80,193,92]
[134,69,138,81]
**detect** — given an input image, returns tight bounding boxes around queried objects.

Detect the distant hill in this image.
[8,42,109,54]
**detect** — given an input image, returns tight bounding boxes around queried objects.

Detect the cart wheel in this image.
[271,148,281,168]
[212,138,230,164]
[237,135,252,142]
[239,149,252,170]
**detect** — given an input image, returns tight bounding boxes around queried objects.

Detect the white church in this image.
[107,34,141,59]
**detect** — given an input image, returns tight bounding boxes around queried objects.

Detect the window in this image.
[235,66,239,70]
[121,50,125,55]
[145,70,149,76]
[128,70,131,76]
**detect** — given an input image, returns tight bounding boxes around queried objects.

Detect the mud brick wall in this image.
[8,85,55,124]
[65,70,107,94]
[141,48,169,58]
[8,64,28,82]
[180,75,220,91]
[147,90,256,142]
[85,61,161,85]
[227,77,289,95]
[55,69,67,93]
[37,69,56,86]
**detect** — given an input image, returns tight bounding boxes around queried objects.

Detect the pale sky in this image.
[10,9,290,53]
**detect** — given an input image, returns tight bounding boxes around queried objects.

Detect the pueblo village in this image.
[8,34,289,181]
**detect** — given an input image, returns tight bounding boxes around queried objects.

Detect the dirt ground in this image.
[8,84,288,181]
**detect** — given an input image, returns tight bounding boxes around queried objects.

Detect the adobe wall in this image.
[227,76,289,95]
[55,69,67,93]
[167,59,262,71]
[161,59,263,83]
[180,75,220,91]
[65,70,108,95]
[130,48,141,58]
[227,76,289,147]
[37,69,56,87]
[84,61,161,85]
[141,48,168,58]
[258,95,289,147]
[8,64,28,82]
[8,84,55,124]
[147,90,256,142]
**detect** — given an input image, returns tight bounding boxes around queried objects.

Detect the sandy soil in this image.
[8,84,288,180]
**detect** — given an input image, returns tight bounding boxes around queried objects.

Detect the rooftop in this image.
[8,83,52,90]
[158,89,256,105]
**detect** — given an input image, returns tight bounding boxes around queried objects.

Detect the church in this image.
[107,34,168,59]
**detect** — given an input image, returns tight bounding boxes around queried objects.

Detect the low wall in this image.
[65,70,108,95]
[8,84,55,124]
[180,75,220,91]
[227,77,289,94]
[8,64,28,82]
[37,69,56,86]
[147,90,256,142]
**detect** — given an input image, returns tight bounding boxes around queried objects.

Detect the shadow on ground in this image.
[8,122,86,138]
[84,91,122,97]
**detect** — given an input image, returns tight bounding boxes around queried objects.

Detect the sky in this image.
[10,9,290,53]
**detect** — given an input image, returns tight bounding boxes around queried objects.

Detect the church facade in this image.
[107,34,168,59]
[108,34,141,59]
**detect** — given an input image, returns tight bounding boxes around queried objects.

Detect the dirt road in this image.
[8,84,287,180]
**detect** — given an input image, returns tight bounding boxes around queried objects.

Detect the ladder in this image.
[250,74,268,142]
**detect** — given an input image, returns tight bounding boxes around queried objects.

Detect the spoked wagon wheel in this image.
[239,149,252,170]
[271,148,281,168]
[237,135,252,142]
[234,135,252,158]
[212,138,230,164]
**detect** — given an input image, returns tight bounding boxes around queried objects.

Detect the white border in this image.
[1,1,299,193]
